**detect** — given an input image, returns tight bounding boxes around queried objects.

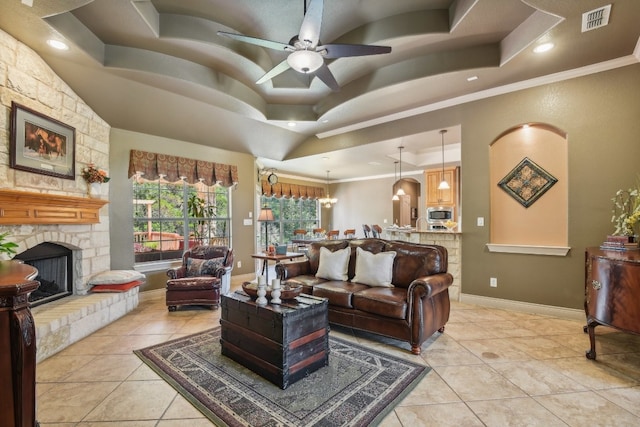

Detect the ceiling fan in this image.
[217,0,391,91]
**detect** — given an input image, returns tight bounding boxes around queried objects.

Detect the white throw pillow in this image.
[352,247,396,287]
[315,247,350,281]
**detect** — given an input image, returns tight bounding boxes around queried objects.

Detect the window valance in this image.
[261,179,325,199]
[128,150,238,187]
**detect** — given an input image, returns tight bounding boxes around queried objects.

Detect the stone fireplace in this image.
[0,190,139,362]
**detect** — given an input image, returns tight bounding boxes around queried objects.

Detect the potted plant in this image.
[0,232,19,261]
[187,193,214,241]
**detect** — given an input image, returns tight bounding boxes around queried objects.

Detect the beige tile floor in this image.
[36,274,640,426]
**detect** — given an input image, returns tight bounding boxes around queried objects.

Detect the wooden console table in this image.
[584,247,640,360]
[0,261,40,427]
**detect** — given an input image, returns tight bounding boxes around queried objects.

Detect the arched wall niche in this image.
[488,123,569,255]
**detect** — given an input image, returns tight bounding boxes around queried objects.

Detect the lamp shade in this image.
[258,207,274,221]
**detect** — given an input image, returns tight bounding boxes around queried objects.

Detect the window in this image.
[133,178,231,264]
[259,195,319,248]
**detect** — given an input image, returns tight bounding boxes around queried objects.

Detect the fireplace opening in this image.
[14,242,73,307]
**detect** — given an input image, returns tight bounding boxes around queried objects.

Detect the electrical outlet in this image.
[490,277,497,287]
[477,217,485,226]
[383,218,388,223]
[237,261,242,268]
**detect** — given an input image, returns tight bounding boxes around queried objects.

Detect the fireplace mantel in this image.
[0,189,108,225]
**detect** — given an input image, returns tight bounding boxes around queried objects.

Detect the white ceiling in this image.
[2,0,639,181]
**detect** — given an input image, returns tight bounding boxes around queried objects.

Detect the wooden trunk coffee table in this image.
[220,291,329,389]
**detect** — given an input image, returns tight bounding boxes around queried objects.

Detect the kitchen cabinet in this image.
[426,166,459,207]
[584,248,640,360]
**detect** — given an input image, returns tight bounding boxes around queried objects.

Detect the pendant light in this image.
[392,161,400,201]
[438,130,450,190]
[396,146,405,196]
[318,170,338,208]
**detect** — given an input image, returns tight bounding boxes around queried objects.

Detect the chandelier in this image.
[395,146,405,196]
[392,161,400,201]
[438,130,450,190]
[318,170,338,208]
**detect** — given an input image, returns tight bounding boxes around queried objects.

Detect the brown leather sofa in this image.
[275,238,452,354]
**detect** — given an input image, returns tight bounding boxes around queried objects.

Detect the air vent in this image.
[582,4,611,32]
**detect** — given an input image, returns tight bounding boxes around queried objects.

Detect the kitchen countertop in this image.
[385,227,461,234]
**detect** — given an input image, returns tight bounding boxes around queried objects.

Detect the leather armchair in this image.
[166,245,234,311]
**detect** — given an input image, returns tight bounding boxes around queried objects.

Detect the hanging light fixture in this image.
[392,161,400,201]
[318,170,338,208]
[396,146,406,196]
[438,130,450,190]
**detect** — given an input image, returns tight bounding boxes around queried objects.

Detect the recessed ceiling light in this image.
[321,119,329,123]
[322,157,329,161]
[533,42,554,53]
[287,122,296,127]
[47,39,69,50]
[467,76,478,81]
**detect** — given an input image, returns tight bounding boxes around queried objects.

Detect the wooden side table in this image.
[251,252,305,283]
[0,261,40,427]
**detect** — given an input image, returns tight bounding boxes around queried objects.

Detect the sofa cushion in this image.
[88,270,145,285]
[316,247,350,281]
[352,287,408,319]
[352,247,396,287]
[186,257,225,277]
[166,276,220,290]
[384,241,447,288]
[307,240,350,274]
[347,239,387,279]
[284,275,327,295]
[313,281,370,308]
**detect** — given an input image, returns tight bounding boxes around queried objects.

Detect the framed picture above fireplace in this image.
[10,101,76,180]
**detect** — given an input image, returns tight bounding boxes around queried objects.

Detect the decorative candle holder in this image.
[271,278,281,304]
[256,275,268,305]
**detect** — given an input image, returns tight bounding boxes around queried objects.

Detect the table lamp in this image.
[257,206,274,252]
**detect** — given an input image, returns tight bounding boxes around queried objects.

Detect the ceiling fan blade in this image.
[314,63,340,92]
[299,0,323,48]
[217,31,292,52]
[256,59,292,84]
[319,43,392,59]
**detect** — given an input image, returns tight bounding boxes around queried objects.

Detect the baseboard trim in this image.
[460,293,585,321]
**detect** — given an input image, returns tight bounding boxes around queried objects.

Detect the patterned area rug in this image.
[135,327,429,427]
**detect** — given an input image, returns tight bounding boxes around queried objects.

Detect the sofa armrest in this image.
[276,260,311,280]
[167,266,187,279]
[408,273,453,299]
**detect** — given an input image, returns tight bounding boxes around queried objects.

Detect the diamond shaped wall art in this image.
[498,157,557,208]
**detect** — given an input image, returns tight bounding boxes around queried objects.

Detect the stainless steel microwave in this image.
[427,206,454,222]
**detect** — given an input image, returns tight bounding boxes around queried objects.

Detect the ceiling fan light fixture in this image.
[287,50,323,73]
